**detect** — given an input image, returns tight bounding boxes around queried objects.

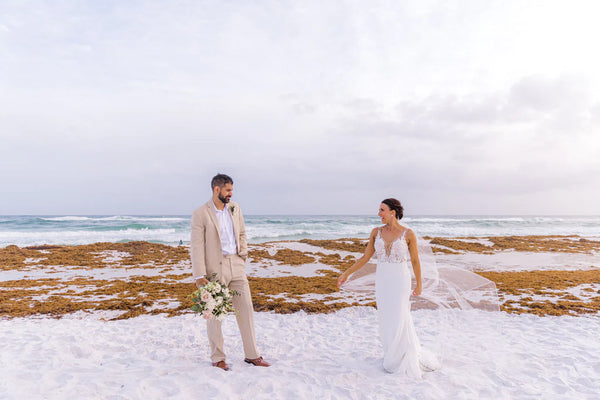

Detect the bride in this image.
[337,198,426,377]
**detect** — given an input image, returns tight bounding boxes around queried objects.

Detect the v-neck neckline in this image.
[378,227,406,258]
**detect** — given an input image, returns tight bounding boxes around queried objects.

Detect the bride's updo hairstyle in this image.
[382,198,404,220]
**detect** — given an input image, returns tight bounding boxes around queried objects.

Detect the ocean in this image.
[1,215,599,247]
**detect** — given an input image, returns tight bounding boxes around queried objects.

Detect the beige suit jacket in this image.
[190,199,248,279]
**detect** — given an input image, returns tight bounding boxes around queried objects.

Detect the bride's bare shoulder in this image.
[404,228,417,240]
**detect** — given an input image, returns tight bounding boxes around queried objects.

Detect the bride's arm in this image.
[337,228,377,288]
[406,230,423,296]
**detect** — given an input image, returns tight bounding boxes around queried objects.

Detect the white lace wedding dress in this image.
[375,227,424,377]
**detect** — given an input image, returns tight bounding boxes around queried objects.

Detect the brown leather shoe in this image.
[212,360,230,371]
[244,356,270,367]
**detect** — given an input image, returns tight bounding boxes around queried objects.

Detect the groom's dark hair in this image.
[211,173,233,189]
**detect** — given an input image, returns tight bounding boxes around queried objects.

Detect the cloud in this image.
[324,74,600,197]
[1,1,600,214]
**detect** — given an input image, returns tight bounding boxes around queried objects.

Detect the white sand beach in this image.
[2,236,599,399]
[1,308,599,399]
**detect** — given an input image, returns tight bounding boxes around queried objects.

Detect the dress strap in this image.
[401,229,408,240]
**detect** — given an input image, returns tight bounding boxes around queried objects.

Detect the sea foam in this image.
[1,215,599,247]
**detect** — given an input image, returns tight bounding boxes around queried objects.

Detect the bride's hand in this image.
[412,285,422,296]
[337,273,348,289]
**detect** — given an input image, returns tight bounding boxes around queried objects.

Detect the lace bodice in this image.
[375,227,411,264]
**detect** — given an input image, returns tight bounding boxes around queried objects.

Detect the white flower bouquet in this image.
[190,275,239,321]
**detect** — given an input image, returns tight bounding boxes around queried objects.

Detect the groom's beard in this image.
[218,193,231,204]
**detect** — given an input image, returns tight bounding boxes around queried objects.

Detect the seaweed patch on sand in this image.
[428,236,600,254]
[1,237,598,319]
[478,270,600,316]
[0,242,190,271]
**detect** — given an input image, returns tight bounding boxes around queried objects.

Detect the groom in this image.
[190,173,270,371]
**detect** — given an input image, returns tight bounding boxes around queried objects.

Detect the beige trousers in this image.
[207,254,260,362]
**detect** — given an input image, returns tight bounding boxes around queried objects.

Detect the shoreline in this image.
[3,214,600,248]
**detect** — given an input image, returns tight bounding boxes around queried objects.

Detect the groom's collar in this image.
[212,200,224,212]
[212,199,235,213]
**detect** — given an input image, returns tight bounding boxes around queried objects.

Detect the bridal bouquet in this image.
[190,275,238,321]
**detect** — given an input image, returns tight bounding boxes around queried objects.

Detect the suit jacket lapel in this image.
[205,200,222,244]
[231,205,240,251]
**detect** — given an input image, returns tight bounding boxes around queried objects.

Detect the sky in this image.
[1,0,600,215]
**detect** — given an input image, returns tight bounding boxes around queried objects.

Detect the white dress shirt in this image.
[212,201,237,255]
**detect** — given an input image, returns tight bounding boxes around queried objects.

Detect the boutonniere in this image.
[229,205,235,214]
